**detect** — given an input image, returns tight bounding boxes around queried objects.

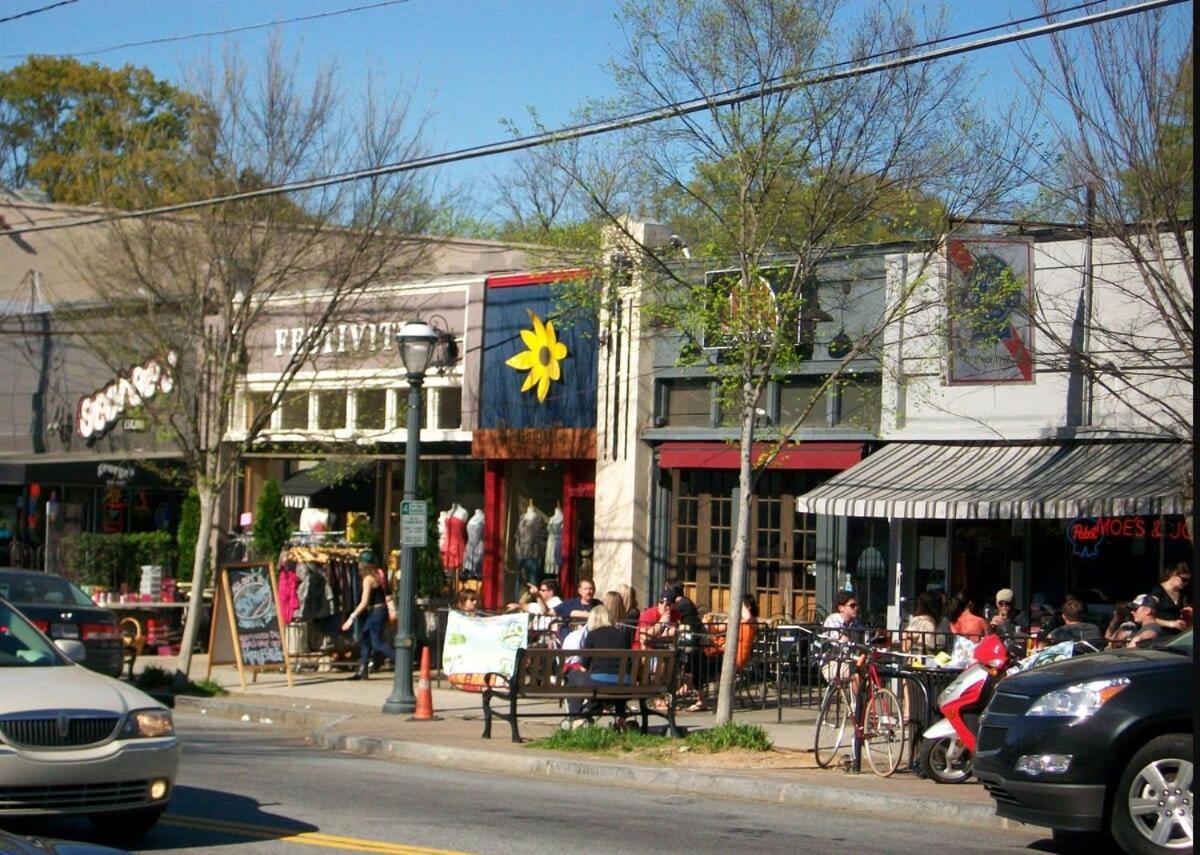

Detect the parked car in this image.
[974,630,1192,854]
[0,569,123,678]
[0,596,179,838]
[0,828,131,854]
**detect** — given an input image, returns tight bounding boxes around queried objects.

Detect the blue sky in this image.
[0,1,1166,214]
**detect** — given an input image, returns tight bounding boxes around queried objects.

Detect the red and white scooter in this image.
[917,634,1020,784]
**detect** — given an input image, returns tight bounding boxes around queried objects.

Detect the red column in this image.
[482,460,506,611]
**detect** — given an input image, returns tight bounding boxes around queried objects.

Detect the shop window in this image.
[779,379,829,428]
[717,386,763,428]
[279,392,310,431]
[393,388,426,429]
[435,386,462,430]
[665,381,711,427]
[316,391,346,431]
[837,376,881,431]
[244,391,274,430]
[355,389,387,432]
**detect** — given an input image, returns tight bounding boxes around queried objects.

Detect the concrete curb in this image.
[177,695,1015,832]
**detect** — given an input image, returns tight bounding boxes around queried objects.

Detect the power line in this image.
[4,0,1188,238]
[2,0,412,59]
[0,0,78,26]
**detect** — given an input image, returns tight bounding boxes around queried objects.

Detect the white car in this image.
[0,596,179,838]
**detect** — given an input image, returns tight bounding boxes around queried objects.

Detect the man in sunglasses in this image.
[820,591,862,685]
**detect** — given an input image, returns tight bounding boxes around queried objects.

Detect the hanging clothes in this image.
[463,509,484,580]
[544,505,563,578]
[443,505,468,572]
[278,563,300,625]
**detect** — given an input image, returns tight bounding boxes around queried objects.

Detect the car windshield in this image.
[0,572,95,607]
[0,601,67,667]
[1164,629,1193,651]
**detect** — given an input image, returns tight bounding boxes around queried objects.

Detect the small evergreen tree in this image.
[252,478,291,561]
[176,489,201,582]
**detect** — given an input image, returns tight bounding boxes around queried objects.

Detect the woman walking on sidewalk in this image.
[341,550,396,680]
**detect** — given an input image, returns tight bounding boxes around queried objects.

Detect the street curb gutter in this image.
[177,696,1017,832]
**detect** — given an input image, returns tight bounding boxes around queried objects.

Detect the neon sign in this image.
[1066,515,1191,558]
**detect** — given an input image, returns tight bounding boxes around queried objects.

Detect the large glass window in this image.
[393,388,426,429]
[436,387,463,430]
[316,391,346,431]
[665,381,711,427]
[355,389,387,432]
[779,379,829,428]
[837,376,881,431]
[668,469,819,618]
[279,392,309,430]
[245,390,273,430]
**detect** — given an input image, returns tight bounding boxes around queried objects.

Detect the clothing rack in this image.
[278,540,367,673]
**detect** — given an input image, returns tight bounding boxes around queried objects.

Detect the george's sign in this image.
[77,352,177,440]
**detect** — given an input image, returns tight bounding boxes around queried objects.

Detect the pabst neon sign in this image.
[76,352,178,440]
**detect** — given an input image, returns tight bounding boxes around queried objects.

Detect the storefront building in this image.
[797,233,1193,626]
[229,237,534,587]
[0,198,187,571]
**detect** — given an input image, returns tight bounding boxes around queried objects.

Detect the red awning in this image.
[657,441,865,471]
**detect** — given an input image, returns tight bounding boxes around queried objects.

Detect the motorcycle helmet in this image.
[973,634,1010,669]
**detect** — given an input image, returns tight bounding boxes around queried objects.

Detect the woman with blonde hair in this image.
[617,583,640,624]
[603,590,628,628]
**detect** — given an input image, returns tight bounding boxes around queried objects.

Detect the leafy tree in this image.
[0,56,204,206]
[57,40,441,684]
[175,489,201,583]
[504,0,1020,724]
[252,478,291,562]
[1017,5,1192,440]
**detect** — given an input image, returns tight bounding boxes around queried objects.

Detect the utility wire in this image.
[4,0,1188,238]
[0,0,78,26]
[2,0,411,59]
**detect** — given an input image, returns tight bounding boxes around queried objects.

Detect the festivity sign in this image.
[76,352,177,440]
[272,321,407,358]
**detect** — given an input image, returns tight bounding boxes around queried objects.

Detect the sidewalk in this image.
[141,655,1015,831]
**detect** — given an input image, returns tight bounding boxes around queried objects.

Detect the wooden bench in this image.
[481,647,680,742]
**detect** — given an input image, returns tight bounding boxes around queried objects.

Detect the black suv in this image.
[974,631,1192,854]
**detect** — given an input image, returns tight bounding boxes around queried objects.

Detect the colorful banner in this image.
[480,277,597,429]
[442,611,529,677]
[946,238,1034,384]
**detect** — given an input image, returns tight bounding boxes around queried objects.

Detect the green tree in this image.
[252,478,291,562]
[510,0,1020,724]
[0,56,204,205]
[175,489,201,583]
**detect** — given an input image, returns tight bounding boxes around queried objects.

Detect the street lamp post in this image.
[383,319,441,716]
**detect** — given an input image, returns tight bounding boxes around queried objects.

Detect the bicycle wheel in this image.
[864,686,904,777]
[813,682,854,769]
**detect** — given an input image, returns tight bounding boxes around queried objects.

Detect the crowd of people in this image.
[819,561,1192,660]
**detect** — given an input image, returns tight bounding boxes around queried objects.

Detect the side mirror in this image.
[55,639,87,662]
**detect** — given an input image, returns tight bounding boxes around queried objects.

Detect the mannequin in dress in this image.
[463,508,485,580]
[544,503,563,580]
[515,499,548,584]
[443,502,468,573]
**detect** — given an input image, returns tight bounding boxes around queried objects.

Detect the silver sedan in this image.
[0,596,180,839]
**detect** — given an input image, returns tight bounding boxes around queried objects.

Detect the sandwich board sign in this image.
[207,561,292,689]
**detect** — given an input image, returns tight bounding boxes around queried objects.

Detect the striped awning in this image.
[795,440,1191,519]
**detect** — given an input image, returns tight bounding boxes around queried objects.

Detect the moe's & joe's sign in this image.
[1067,515,1192,558]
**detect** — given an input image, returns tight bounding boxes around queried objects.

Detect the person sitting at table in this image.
[1104,603,1137,648]
[947,591,987,642]
[697,594,760,712]
[564,605,632,728]
[636,587,679,650]
[1046,597,1102,646]
[902,591,942,656]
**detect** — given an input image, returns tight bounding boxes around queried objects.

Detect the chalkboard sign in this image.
[207,562,292,689]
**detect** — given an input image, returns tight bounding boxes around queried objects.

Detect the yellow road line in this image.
[161,814,471,854]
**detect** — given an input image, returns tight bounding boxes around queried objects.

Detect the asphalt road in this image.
[9,713,1077,854]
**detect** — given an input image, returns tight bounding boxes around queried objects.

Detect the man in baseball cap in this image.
[1127,594,1164,648]
[989,587,1026,637]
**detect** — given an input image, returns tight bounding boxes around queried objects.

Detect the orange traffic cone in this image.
[409,646,441,721]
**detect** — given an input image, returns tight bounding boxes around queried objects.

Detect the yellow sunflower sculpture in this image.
[506,310,568,402]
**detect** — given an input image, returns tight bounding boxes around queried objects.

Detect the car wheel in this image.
[917,735,972,784]
[1111,733,1192,854]
[90,806,166,839]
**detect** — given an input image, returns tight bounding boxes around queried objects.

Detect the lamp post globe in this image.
[383,319,441,715]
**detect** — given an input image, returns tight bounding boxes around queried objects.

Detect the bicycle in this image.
[812,638,909,776]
